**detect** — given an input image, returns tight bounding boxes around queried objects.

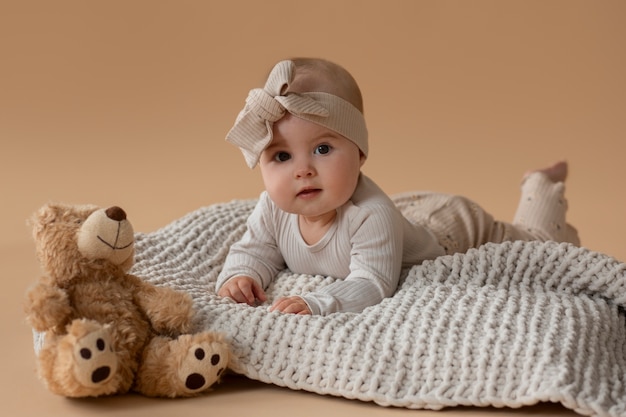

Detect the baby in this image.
[216,58,579,316]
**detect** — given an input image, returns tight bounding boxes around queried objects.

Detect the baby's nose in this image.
[294,161,315,178]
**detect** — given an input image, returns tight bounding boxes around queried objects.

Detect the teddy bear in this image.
[24,202,230,398]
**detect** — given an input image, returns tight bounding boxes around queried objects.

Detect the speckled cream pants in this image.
[395,172,580,255]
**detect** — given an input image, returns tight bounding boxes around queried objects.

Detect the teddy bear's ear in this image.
[29,203,63,237]
[30,203,99,226]
[29,203,100,242]
[33,203,61,224]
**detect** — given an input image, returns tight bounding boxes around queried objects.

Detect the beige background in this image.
[1,1,624,416]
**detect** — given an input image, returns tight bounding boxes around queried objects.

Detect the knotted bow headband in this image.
[226,60,368,168]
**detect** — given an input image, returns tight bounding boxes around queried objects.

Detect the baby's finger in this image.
[250,280,267,302]
[236,281,257,305]
[268,296,289,312]
[270,296,311,314]
[281,302,305,314]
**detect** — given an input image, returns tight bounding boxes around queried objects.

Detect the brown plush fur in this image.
[24,203,229,398]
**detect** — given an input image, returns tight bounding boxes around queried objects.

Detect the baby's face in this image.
[259,113,365,220]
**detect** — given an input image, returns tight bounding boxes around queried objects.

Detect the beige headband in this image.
[225,60,368,168]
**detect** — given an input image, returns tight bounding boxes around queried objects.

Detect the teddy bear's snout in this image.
[76,206,134,265]
[105,206,127,222]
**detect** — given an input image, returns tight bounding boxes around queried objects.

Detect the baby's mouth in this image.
[297,188,321,197]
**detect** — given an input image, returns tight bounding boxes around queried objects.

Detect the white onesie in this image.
[216,174,445,315]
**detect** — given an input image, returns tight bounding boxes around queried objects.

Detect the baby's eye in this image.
[274,151,291,162]
[314,144,331,155]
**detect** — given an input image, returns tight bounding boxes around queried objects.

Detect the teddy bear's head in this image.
[32,203,135,285]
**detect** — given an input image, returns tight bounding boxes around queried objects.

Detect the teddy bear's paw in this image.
[176,333,229,395]
[67,320,119,390]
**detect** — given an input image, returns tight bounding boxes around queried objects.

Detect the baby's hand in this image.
[217,276,267,306]
[269,296,312,315]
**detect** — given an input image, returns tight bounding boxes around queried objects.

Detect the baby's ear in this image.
[359,151,367,166]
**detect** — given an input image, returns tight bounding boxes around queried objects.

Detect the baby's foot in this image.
[524,161,568,183]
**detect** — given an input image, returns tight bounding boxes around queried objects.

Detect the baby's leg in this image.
[397,192,503,254]
[508,161,580,245]
[396,161,579,254]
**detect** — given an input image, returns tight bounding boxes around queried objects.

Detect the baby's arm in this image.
[218,276,267,306]
[216,194,285,303]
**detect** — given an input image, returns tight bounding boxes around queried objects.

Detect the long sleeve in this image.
[217,175,445,316]
[216,193,286,290]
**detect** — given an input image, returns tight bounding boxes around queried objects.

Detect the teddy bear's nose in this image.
[105,206,127,222]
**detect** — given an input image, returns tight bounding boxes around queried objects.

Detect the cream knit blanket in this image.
[132,198,626,416]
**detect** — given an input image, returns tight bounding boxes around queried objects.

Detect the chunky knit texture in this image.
[130,197,626,416]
